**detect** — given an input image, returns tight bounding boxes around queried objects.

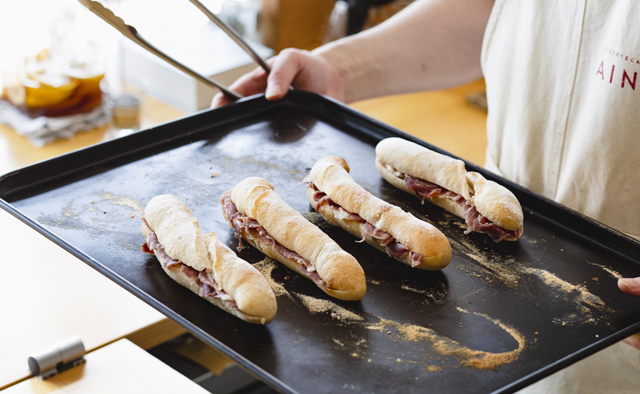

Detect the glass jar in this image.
[104,93,142,139]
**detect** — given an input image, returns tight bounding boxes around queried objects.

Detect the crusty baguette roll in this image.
[140,195,277,324]
[306,156,451,271]
[222,177,366,301]
[375,137,524,241]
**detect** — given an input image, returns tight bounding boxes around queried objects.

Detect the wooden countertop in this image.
[350,79,487,166]
[2,339,209,394]
[0,95,188,390]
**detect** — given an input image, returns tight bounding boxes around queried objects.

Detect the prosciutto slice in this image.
[181,264,200,278]
[221,192,327,287]
[398,170,518,242]
[139,216,237,309]
[359,222,394,246]
[306,181,422,266]
[142,224,181,270]
[460,204,514,242]
[404,174,466,204]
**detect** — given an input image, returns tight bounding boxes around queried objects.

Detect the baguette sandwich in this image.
[304,156,451,270]
[221,177,366,301]
[375,137,524,242]
[135,195,277,324]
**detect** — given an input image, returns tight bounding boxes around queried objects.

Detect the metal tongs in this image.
[78,0,271,102]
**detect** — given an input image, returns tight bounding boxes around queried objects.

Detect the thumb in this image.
[265,49,307,100]
[618,277,640,297]
[265,83,287,100]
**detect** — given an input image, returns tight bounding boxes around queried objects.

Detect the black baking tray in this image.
[2,91,640,394]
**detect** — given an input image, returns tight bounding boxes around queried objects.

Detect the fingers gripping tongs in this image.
[78,0,271,102]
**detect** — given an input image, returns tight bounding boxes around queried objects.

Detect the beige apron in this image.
[481,0,640,392]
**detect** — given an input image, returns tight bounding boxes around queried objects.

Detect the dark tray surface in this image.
[2,91,640,394]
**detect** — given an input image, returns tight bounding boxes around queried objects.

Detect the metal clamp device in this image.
[28,336,86,379]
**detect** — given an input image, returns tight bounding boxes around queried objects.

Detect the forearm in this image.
[315,0,495,103]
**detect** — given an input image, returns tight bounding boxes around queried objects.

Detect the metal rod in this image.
[187,0,271,75]
[78,0,243,101]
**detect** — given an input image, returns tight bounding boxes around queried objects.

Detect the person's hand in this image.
[618,277,640,350]
[211,48,345,108]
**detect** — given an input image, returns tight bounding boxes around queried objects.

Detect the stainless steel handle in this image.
[187,0,271,75]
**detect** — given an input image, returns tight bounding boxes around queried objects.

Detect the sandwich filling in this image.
[378,160,518,242]
[220,192,327,288]
[303,179,423,267]
[133,209,238,310]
